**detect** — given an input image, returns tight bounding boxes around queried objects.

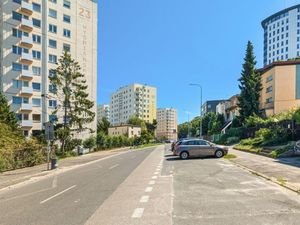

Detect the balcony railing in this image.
[20,86,33,95]
[21,1,33,15]
[21,120,33,127]
[20,52,33,64]
[20,18,33,31]
[20,103,32,111]
[20,69,33,79]
[20,35,33,48]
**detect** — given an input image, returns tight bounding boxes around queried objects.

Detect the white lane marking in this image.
[145,187,153,192]
[132,208,144,218]
[154,172,159,175]
[40,185,76,204]
[140,195,149,203]
[109,164,119,170]
[52,176,57,188]
[152,176,158,179]
[149,180,155,185]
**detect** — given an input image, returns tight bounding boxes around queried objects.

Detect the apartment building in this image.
[262,4,300,66]
[202,100,225,115]
[216,95,239,122]
[110,84,157,126]
[108,125,141,139]
[156,108,178,141]
[0,0,98,137]
[97,104,110,122]
[258,60,300,117]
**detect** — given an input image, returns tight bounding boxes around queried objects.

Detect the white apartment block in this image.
[110,84,157,126]
[156,108,178,141]
[262,4,300,65]
[0,0,98,137]
[97,104,110,122]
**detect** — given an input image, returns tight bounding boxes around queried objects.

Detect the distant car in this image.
[173,139,228,159]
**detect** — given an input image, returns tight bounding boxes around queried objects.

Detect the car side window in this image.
[186,141,195,145]
[196,140,209,146]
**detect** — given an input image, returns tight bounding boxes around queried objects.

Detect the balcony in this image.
[20,69,33,79]
[21,120,33,128]
[20,35,33,48]
[20,52,33,64]
[20,18,33,31]
[20,86,33,95]
[20,103,32,111]
[20,1,33,15]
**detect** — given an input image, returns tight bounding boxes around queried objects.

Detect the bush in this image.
[65,138,82,152]
[83,136,96,150]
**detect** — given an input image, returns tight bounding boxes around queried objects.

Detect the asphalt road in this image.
[2,145,300,225]
[0,147,156,225]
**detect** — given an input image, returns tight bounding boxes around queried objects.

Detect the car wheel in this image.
[215,150,224,158]
[180,151,189,160]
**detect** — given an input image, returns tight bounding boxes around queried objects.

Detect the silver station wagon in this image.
[173,139,228,159]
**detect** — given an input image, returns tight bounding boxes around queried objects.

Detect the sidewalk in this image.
[229,147,300,192]
[0,147,130,191]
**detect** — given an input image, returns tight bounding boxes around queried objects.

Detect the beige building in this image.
[108,125,141,139]
[258,61,300,117]
[110,84,157,126]
[0,0,98,137]
[156,108,178,141]
[216,95,239,122]
[97,104,110,122]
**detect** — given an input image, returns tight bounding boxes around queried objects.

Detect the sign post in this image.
[45,122,54,170]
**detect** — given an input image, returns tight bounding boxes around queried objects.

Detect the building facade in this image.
[97,104,110,122]
[262,4,300,66]
[108,125,141,139]
[258,61,300,117]
[110,84,157,126]
[202,100,225,115]
[156,108,178,141]
[0,0,98,137]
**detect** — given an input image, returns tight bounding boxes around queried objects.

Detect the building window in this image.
[12,63,22,71]
[49,69,56,77]
[32,82,41,91]
[12,11,22,21]
[12,96,22,104]
[49,54,57,63]
[266,86,273,93]
[32,98,41,107]
[49,9,57,18]
[49,84,57,93]
[63,14,71,23]
[32,18,41,28]
[49,100,57,108]
[12,28,22,38]
[32,2,41,12]
[266,97,273,103]
[32,66,41,76]
[32,34,41,43]
[49,0,57,3]
[32,114,41,122]
[49,24,57,33]
[49,39,57,48]
[32,50,41,60]
[63,43,71,52]
[63,29,71,38]
[63,0,71,8]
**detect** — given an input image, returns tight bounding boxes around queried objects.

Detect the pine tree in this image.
[238,41,262,124]
[49,51,95,153]
[0,92,18,130]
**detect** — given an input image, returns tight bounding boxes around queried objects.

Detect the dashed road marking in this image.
[145,187,153,192]
[149,180,155,185]
[140,195,149,203]
[152,176,158,179]
[109,164,119,170]
[132,208,144,218]
[154,172,159,175]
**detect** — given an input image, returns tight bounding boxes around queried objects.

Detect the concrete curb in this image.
[229,159,300,195]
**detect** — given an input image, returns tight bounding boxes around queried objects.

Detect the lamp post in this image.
[189,83,203,138]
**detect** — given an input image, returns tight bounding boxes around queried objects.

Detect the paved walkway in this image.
[0,147,130,191]
[229,147,300,192]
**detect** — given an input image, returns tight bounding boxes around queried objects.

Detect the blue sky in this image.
[97,0,299,123]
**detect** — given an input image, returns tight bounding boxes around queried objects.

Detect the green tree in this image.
[0,92,18,130]
[83,136,96,150]
[49,51,95,154]
[238,41,262,123]
[97,117,110,135]
[127,116,147,131]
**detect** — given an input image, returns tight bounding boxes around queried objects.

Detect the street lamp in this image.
[189,83,203,138]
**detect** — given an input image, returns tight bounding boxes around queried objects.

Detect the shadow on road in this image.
[165,156,217,161]
[274,157,300,169]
